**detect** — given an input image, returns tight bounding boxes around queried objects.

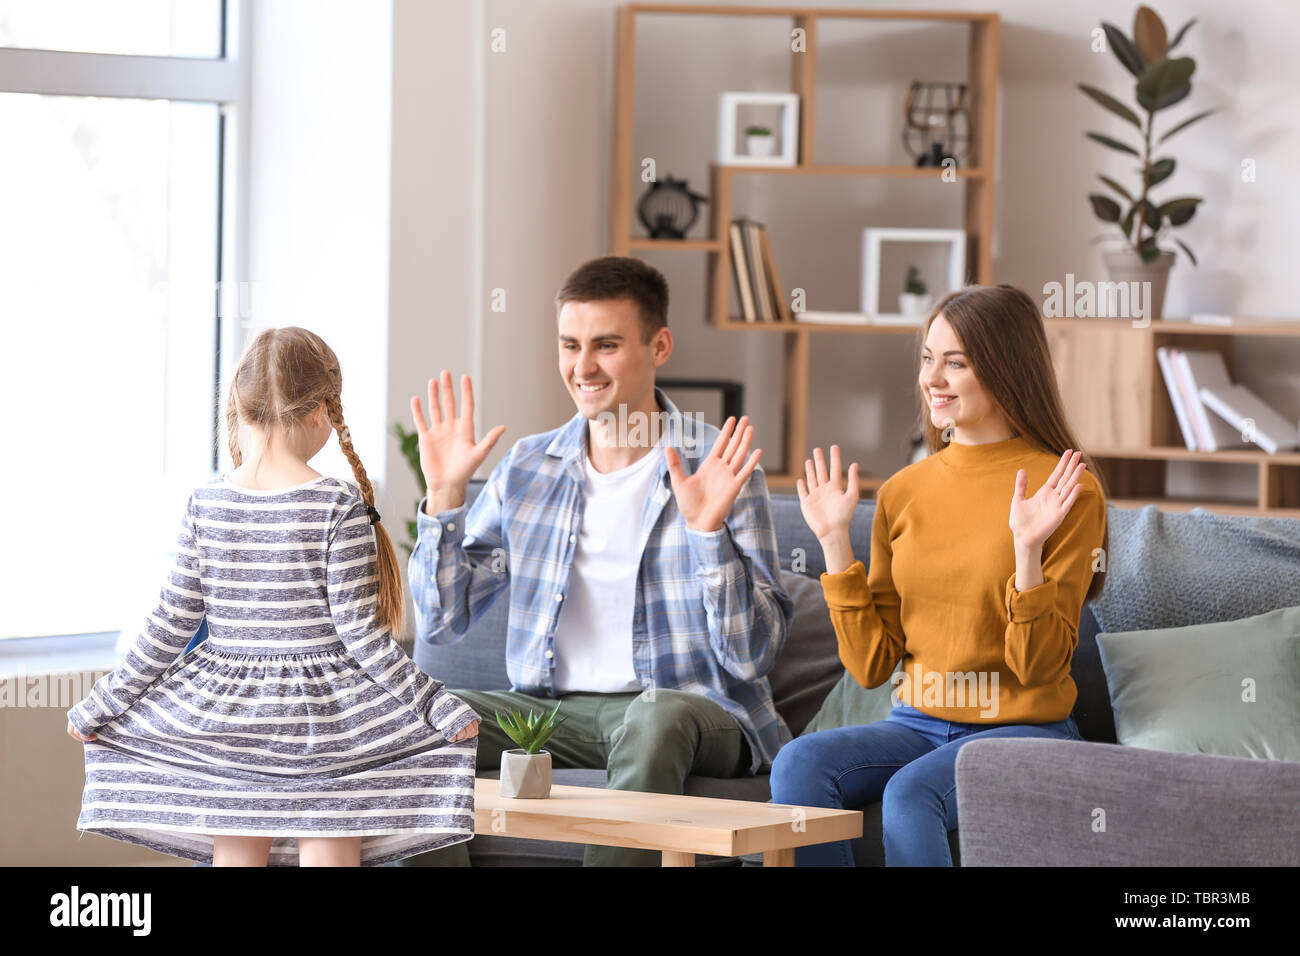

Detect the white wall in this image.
[257,0,1300,575]
[394,0,1299,502]
[245,0,394,504]
[387,0,485,596]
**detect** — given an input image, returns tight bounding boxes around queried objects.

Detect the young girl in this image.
[771,283,1108,866]
[67,326,480,867]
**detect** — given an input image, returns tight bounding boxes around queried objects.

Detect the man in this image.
[406,255,794,866]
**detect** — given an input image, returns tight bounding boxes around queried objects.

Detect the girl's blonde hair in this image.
[225,326,405,636]
[917,284,1109,603]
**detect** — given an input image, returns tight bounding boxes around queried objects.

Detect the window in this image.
[0,2,245,640]
[0,0,224,58]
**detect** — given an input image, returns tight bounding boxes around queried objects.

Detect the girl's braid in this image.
[325,394,375,507]
[226,382,243,468]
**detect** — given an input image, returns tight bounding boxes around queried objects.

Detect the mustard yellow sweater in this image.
[820,435,1106,724]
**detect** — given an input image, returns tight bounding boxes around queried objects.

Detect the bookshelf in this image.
[608,4,998,494]
[1045,318,1300,517]
[607,4,1300,516]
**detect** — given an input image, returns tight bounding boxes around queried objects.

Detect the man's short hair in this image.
[554,255,668,345]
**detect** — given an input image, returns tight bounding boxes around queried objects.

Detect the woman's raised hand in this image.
[409,371,506,500]
[796,445,860,541]
[1009,449,1086,551]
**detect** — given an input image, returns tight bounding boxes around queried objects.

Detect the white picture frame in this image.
[717,92,800,167]
[861,227,967,323]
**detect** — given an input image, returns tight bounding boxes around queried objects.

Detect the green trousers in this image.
[398,686,752,867]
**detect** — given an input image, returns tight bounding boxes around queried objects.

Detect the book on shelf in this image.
[792,311,871,325]
[757,224,789,322]
[729,218,787,323]
[1156,346,1198,450]
[744,221,775,322]
[1199,385,1300,454]
[1188,314,1300,327]
[1173,350,1252,451]
[728,221,757,322]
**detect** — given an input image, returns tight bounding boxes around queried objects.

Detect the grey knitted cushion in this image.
[1088,504,1300,634]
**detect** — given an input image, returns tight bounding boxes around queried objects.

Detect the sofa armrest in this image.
[954,738,1300,866]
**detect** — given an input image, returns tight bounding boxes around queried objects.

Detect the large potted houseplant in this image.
[497,702,566,799]
[1080,5,1214,319]
[392,419,425,558]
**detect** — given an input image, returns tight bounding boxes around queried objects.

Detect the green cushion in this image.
[801,664,901,734]
[1097,604,1300,761]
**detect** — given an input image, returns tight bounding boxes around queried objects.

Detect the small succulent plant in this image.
[745,125,772,136]
[904,266,927,295]
[496,702,567,755]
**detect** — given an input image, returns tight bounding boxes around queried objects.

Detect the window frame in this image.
[0,3,250,653]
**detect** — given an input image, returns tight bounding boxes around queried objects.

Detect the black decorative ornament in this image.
[637,175,709,239]
[902,81,972,168]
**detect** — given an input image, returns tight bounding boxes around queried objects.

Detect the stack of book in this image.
[1156,347,1300,453]
[729,218,788,323]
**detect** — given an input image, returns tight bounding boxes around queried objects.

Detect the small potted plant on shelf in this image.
[497,701,566,799]
[1079,4,1214,319]
[899,266,931,318]
[745,124,775,157]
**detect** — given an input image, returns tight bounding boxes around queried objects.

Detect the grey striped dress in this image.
[67,475,479,866]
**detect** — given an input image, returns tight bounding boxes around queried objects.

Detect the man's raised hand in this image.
[665,415,762,534]
[409,370,506,510]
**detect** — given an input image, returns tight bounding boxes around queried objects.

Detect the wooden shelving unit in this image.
[609,3,998,495]
[1045,317,1300,516]
[608,4,1299,516]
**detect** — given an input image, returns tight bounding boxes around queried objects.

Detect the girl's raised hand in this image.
[67,720,96,742]
[796,445,860,541]
[1009,449,1086,551]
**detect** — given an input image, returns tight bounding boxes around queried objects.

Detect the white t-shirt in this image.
[552,434,664,694]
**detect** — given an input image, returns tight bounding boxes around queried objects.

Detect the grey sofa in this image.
[414,478,1300,866]
[412,476,1124,866]
[955,737,1300,865]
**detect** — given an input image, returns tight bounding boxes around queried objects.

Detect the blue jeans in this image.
[769,702,1082,866]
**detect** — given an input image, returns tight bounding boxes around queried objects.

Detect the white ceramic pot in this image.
[746,134,776,157]
[1101,248,1175,320]
[898,292,932,318]
[499,749,552,799]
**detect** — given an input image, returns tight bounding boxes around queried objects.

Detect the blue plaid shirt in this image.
[408,386,795,774]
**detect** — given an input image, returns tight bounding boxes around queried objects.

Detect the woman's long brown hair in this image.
[916,284,1109,603]
[225,326,405,635]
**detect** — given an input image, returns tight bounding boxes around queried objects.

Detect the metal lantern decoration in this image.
[902,81,972,168]
[637,175,708,239]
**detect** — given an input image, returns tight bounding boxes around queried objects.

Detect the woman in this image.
[770,283,1108,866]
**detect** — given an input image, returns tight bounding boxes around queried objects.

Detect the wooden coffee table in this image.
[473,777,862,866]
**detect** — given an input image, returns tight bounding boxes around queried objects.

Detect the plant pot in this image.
[745,134,775,157]
[1101,249,1175,321]
[899,292,932,318]
[499,748,552,798]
